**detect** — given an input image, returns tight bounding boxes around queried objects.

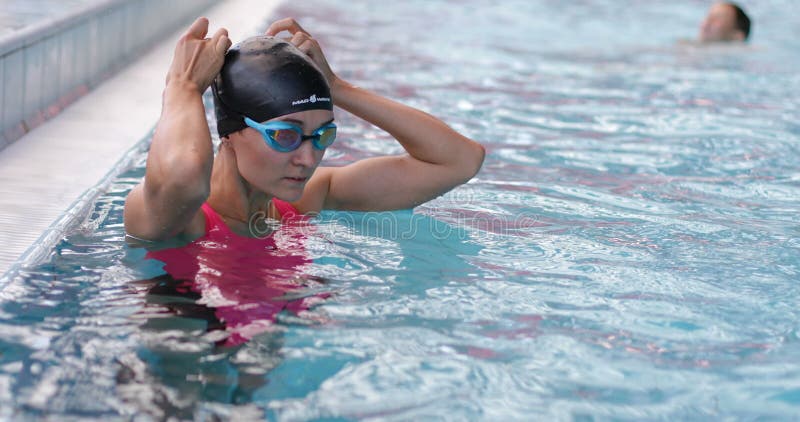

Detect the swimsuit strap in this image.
[272,198,300,219]
[200,203,232,236]
[199,200,301,237]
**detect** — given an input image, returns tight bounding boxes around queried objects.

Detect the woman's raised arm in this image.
[124,18,231,240]
[267,18,485,212]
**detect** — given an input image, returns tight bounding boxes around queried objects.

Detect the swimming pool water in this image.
[1,0,799,419]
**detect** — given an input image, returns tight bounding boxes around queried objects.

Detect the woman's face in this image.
[231,109,335,201]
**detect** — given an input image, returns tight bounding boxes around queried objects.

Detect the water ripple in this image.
[2,0,800,419]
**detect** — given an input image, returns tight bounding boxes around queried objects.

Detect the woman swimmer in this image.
[123,17,485,243]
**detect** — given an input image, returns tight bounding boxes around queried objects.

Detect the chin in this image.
[273,186,305,203]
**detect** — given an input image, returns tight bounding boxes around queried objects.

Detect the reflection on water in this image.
[115,274,291,420]
[1,0,800,419]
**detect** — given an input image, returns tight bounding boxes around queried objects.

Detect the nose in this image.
[290,139,317,168]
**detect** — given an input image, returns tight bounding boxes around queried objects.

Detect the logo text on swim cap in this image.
[292,94,331,106]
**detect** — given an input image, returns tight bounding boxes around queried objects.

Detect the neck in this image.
[207,142,275,224]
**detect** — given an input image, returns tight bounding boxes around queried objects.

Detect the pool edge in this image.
[0,0,286,286]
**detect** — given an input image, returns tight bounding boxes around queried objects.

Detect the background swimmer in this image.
[698,2,751,43]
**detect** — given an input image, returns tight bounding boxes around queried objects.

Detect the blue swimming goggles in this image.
[243,117,337,152]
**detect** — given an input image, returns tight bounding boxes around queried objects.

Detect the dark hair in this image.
[727,2,751,40]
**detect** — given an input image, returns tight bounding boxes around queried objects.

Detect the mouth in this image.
[284,177,308,183]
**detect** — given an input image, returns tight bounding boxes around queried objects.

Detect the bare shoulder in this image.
[124,183,207,242]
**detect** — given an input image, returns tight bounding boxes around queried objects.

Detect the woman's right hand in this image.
[166,17,231,93]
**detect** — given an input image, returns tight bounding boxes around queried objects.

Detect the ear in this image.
[215,136,240,175]
[220,131,247,152]
[211,136,250,199]
[217,135,230,152]
[732,30,746,42]
[218,136,237,156]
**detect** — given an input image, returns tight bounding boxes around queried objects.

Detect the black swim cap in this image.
[212,36,333,138]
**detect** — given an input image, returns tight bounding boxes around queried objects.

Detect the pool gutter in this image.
[0,0,219,148]
[0,0,284,285]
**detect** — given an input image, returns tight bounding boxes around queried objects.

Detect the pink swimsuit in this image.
[146,200,321,346]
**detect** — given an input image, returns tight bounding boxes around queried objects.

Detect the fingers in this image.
[217,34,232,55]
[169,18,230,92]
[297,39,316,55]
[211,27,231,54]
[265,17,309,37]
[289,31,310,46]
[272,21,333,82]
[185,17,209,39]
[211,27,228,42]
[288,31,318,55]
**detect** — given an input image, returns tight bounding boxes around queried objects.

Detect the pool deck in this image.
[0,0,283,279]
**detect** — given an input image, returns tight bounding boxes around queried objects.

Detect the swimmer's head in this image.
[212,36,333,138]
[699,2,751,43]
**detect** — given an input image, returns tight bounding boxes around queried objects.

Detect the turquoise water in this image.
[2,0,800,419]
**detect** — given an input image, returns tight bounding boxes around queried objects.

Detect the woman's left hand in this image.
[265,18,339,88]
[265,18,485,214]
